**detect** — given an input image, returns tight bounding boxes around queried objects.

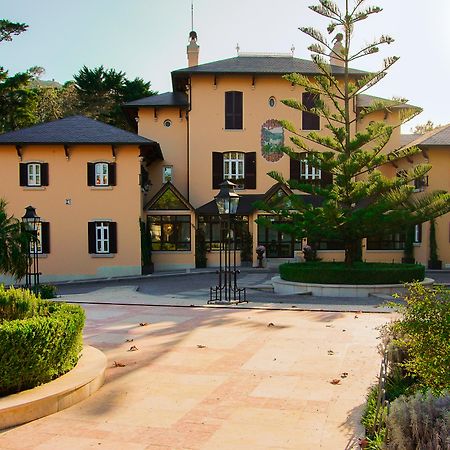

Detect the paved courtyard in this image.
[0,296,391,449]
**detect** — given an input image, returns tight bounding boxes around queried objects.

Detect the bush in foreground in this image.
[279,262,425,285]
[0,286,85,396]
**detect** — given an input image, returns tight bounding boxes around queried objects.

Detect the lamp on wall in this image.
[209,181,247,304]
[22,205,41,290]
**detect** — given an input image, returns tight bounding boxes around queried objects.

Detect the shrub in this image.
[36,284,57,299]
[0,285,38,322]
[388,283,450,393]
[0,289,85,396]
[195,228,207,268]
[279,262,425,285]
[386,391,450,450]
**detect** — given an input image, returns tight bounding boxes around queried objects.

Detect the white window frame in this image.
[95,162,109,186]
[223,152,245,186]
[95,222,110,254]
[27,163,41,186]
[300,160,321,180]
[30,222,42,254]
[414,224,421,243]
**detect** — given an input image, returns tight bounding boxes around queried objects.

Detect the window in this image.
[198,215,248,251]
[163,119,172,128]
[148,215,191,251]
[27,221,50,254]
[414,224,422,243]
[300,160,321,180]
[19,163,49,187]
[28,163,41,186]
[367,232,405,250]
[302,92,320,130]
[163,166,173,183]
[88,221,117,254]
[95,163,109,186]
[257,215,302,258]
[414,176,428,191]
[87,162,116,187]
[225,91,243,129]
[224,152,245,187]
[212,152,256,189]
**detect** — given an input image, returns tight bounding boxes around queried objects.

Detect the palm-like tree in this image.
[0,199,32,280]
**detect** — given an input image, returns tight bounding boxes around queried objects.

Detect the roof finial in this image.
[236,43,240,55]
[291,44,295,56]
[191,0,194,31]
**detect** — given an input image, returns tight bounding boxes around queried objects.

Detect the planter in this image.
[428,260,442,270]
[141,263,154,275]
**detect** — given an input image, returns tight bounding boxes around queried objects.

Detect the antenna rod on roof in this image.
[191,0,194,30]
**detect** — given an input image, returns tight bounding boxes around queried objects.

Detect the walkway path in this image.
[0,301,390,449]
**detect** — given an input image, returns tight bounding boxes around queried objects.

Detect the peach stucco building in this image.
[0,33,448,282]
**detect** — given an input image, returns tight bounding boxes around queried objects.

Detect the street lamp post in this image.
[22,205,41,290]
[209,181,247,304]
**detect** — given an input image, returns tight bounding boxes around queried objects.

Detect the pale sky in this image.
[2,0,450,131]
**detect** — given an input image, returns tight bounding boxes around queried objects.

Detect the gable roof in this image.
[0,115,157,146]
[172,55,366,77]
[123,92,189,108]
[401,124,450,149]
[145,182,193,211]
[400,134,421,146]
[356,94,420,111]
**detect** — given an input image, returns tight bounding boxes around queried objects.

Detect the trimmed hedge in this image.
[0,287,85,396]
[279,262,425,285]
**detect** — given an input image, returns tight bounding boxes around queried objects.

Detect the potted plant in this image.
[256,245,265,268]
[402,226,415,264]
[195,228,207,268]
[428,219,442,270]
[240,229,253,267]
[140,218,154,274]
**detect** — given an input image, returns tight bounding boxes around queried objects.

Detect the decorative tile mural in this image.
[261,119,284,162]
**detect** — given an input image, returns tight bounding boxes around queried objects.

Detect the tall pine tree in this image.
[260,0,450,265]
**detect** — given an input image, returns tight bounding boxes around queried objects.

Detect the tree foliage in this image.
[73,65,156,129]
[258,0,450,264]
[411,120,440,135]
[0,199,32,280]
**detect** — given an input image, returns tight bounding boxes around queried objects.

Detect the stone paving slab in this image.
[0,303,391,450]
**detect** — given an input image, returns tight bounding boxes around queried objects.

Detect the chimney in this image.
[330,33,345,67]
[187,31,199,67]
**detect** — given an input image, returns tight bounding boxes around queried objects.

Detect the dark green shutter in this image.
[87,163,95,186]
[108,163,116,186]
[88,222,96,253]
[212,152,224,189]
[244,152,256,189]
[19,163,28,186]
[109,222,117,253]
[41,163,49,186]
[41,222,50,253]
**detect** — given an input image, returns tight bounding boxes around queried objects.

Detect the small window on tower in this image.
[268,97,276,108]
[163,166,173,183]
[163,119,172,128]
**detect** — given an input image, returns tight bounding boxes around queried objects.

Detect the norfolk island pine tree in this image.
[257,0,450,265]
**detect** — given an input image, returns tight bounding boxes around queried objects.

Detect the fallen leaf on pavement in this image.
[128,345,138,352]
[328,350,335,355]
[125,338,134,342]
[341,372,349,378]
[197,344,206,348]
[139,322,149,326]
[113,361,126,367]
[330,379,341,385]
[267,322,275,327]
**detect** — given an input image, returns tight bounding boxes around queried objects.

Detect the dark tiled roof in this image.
[400,134,421,146]
[0,115,156,145]
[196,194,264,215]
[123,92,188,108]
[172,55,366,76]
[420,125,450,146]
[356,94,420,110]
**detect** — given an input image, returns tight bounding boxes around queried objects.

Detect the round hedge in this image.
[279,262,425,285]
[0,287,85,397]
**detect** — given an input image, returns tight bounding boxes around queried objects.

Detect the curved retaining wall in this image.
[0,346,106,430]
[272,276,435,298]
